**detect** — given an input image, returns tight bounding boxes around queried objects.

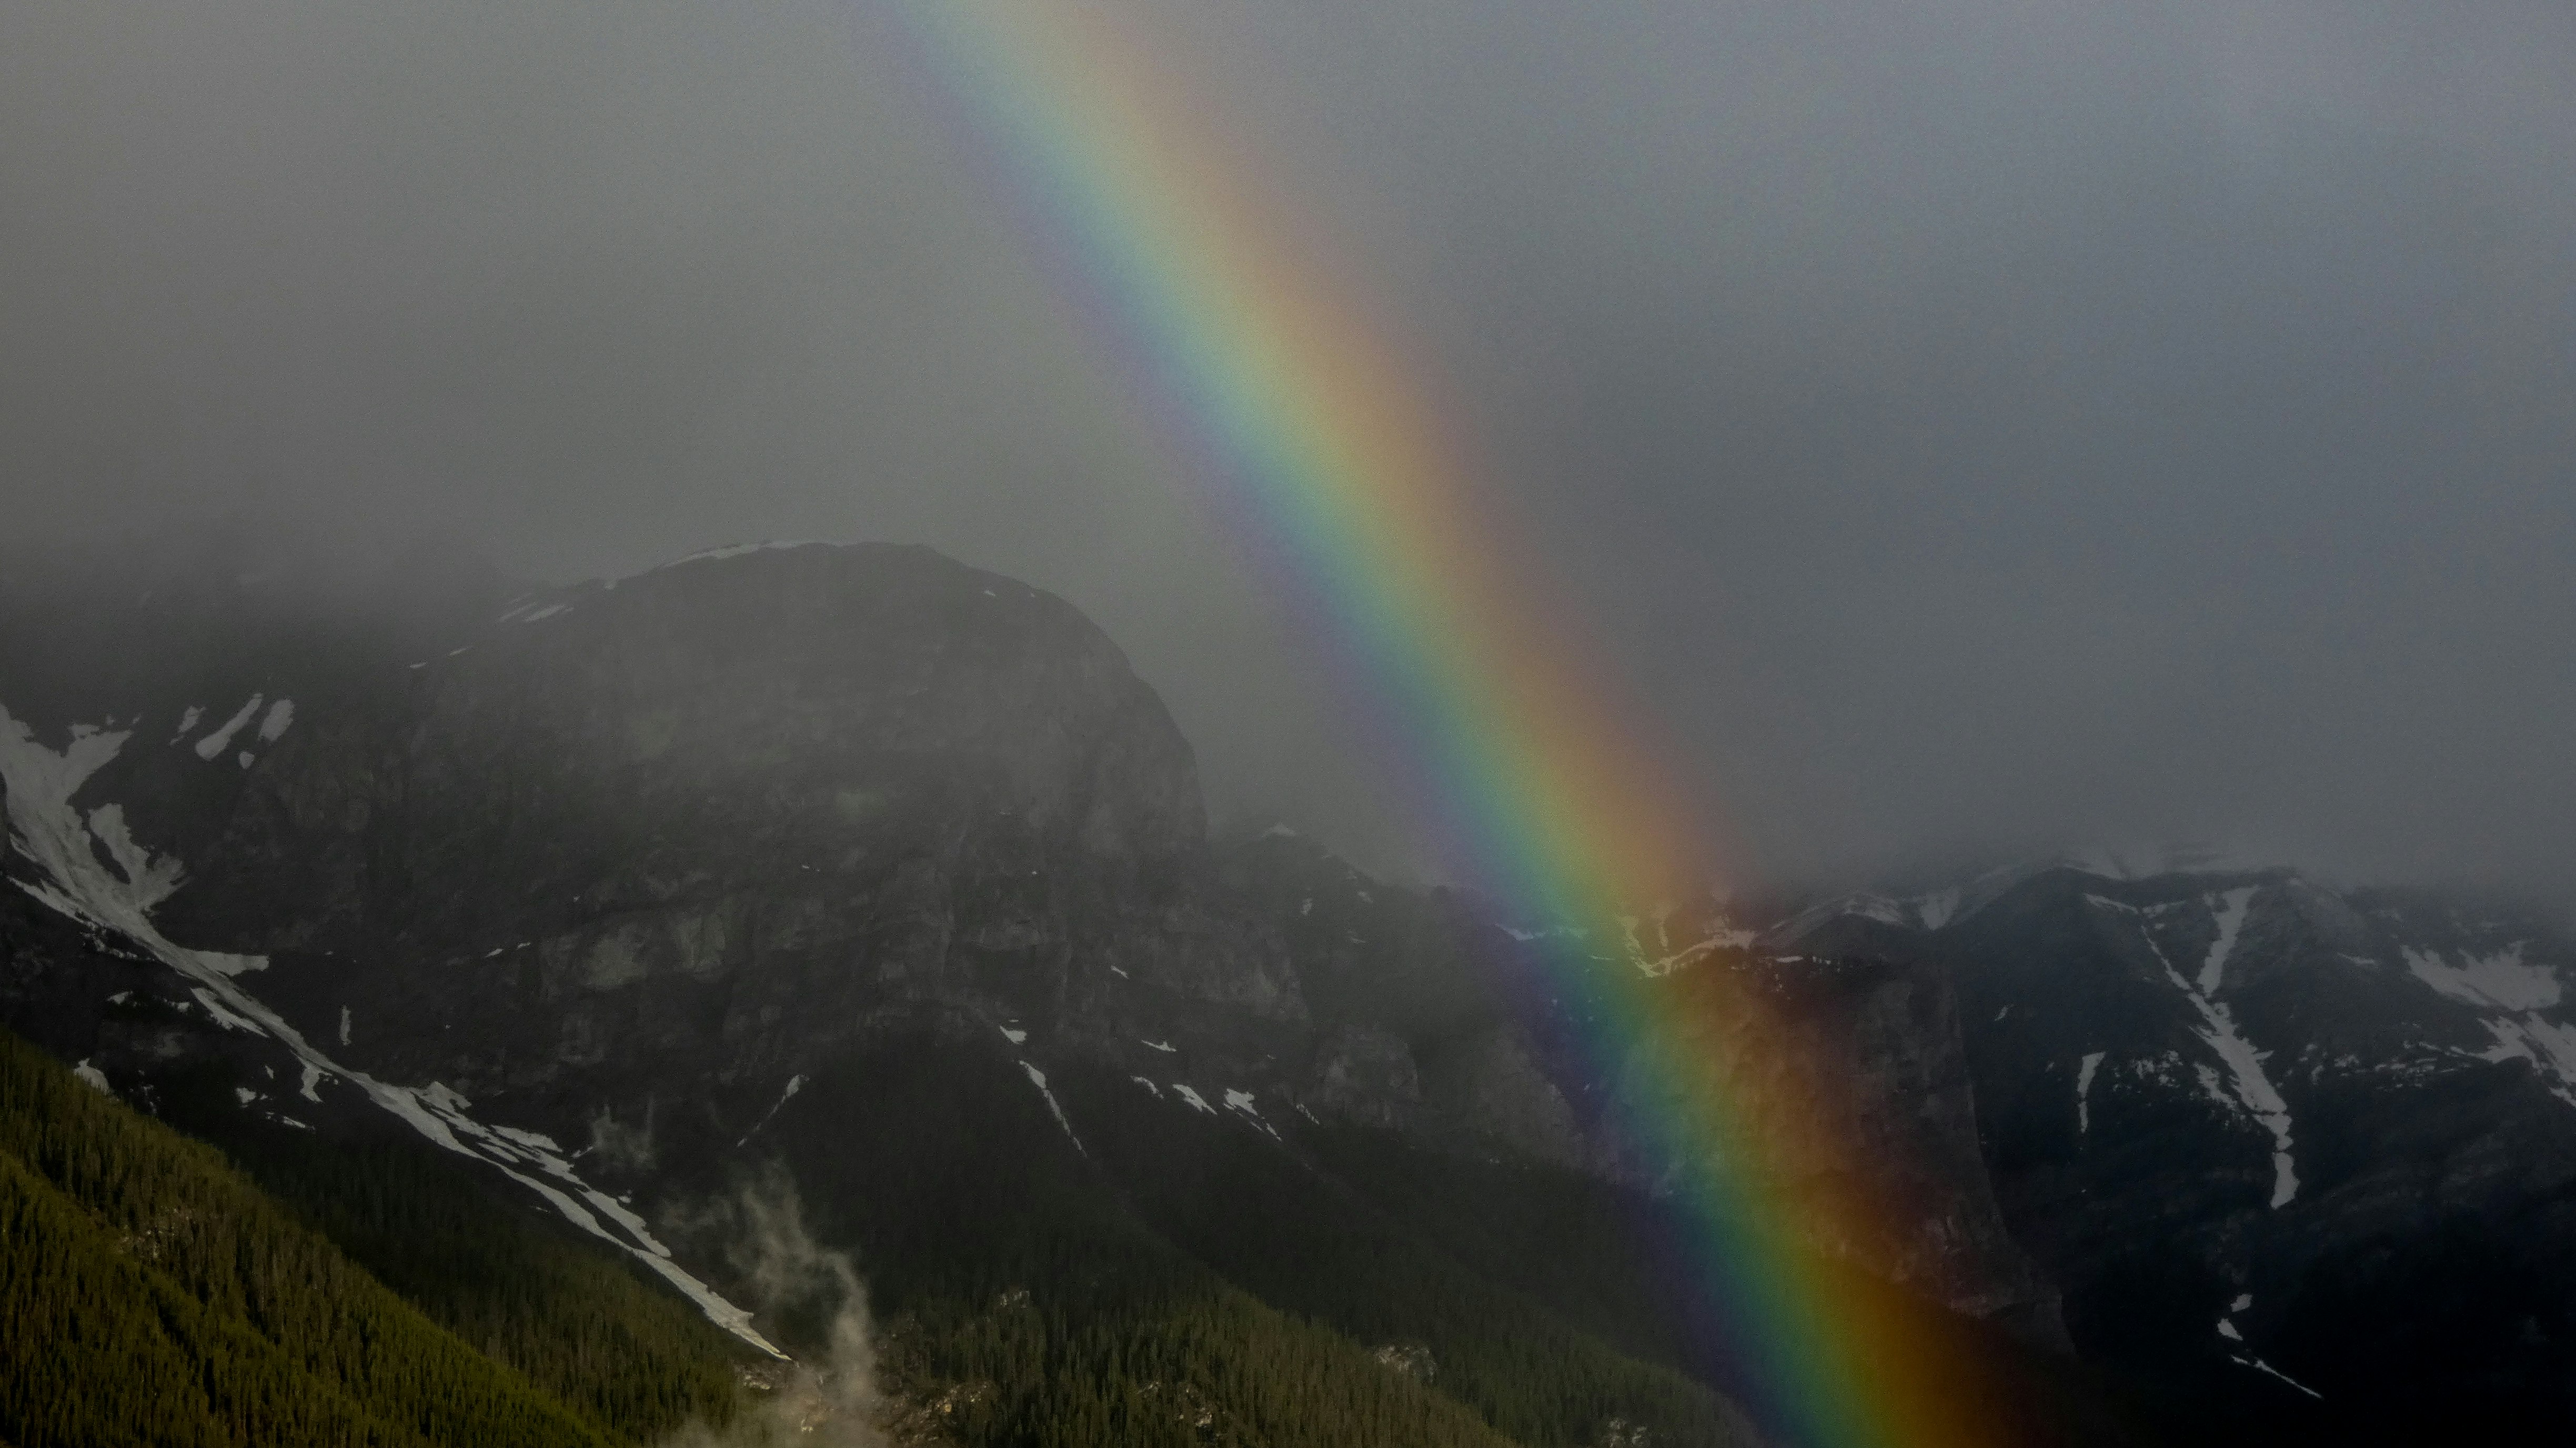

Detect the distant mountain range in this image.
[1766,857,2576,1433]
[4,532,2567,1445]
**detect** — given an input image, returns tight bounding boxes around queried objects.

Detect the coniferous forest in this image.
[2,1002,2169,1448]
[0,1027,623,1448]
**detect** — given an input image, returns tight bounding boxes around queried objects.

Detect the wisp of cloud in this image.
[663,1170,883,1448]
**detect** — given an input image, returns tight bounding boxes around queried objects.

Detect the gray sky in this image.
[5,0,2572,899]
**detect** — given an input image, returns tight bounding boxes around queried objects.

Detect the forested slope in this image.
[2,1011,1737,1448]
[767,1034,1766,1448]
[159,1093,757,1445]
[0,1028,620,1448]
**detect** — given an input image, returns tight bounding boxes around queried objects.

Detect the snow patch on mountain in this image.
[1017,1061,1084,1154]
[1853,896,1910,926]
[1635,936,1740,977]
[2189,996,2300,1208]
[490,1124,564,1154]
[1222,1088,1281,1140]
[2231,1352,2322,1399]
[736,1074,807,1147]
[2474,1018,2576,1106]
[2091,893,2299,1206]
[2402,943,2560,1012]
[2076,1051,2105,1135]
[1767,886,1971,944]
[651,541,830,572]
[86,803,184,911]
[2198,887,2258,993]
[189,987,262,1034]
[2212,1294,2322,1396]
[192,695,263,761]
[2395,943,2576,1104]
[1766,892,1908,946]
[0,700,786,1359]
[2,709,135,904]
[383,1073,784,1354]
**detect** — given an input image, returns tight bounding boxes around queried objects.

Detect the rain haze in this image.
[5,0,2572,901]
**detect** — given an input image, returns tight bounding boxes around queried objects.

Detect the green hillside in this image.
[160,1090,755,1445]
[0,1028,619,1448]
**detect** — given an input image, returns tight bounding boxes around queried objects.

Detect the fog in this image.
[5,0,2571,900]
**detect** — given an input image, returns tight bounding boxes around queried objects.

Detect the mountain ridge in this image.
[17,532,2553,1442]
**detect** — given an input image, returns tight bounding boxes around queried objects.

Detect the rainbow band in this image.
[874,4,1986,1445]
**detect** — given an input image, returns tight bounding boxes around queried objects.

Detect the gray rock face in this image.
[137,545,1244,1095]
[1311,1024,1422,1128]
[1210,831,2061,1331]
[1770,860,2576,1418]
[1421,1023,1586,1165]
[167,544,1202,942]
[1598,951,2065,1342]
[1,538,2052,1344]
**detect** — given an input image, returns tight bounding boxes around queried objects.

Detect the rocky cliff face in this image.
[1211,826,2063,1336]
[0,538,2056,1354]
[141,544,1262,1104]
[1770,861,2576,1430]
[1612,951,2061,1336]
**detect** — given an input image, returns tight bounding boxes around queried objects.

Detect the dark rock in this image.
[2,538,2063,1351]
[1780,859,2576,1425]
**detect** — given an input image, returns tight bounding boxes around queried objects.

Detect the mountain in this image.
[2,534,2162,1445]
[1769,860,2576,1439]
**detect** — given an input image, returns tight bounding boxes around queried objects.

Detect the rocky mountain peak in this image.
[147,541,1202,953]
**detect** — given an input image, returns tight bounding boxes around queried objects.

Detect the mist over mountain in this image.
[7,0,2573,899]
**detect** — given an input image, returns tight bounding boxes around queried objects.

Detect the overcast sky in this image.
[5,0,2572,899]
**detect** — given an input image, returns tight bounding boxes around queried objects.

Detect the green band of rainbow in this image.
[870,4,1990,1444]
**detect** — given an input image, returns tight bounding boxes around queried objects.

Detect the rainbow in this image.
[871,3,1991,1445]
